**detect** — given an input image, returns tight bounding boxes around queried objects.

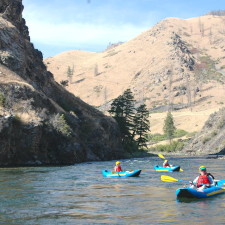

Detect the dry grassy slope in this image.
[45,15,225,133]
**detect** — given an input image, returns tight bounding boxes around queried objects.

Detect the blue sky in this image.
[22,0,225,58]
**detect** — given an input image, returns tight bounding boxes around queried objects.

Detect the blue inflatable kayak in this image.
[154,165,180,172]
[102,170,141,177]
[176,186,225,199]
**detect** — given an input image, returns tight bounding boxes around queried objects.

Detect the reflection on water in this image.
[0,157,225,224]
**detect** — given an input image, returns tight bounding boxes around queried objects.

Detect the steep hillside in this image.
[183,107,225,155]
[45,15,225,109]
[45,14,225,133]
[0,0,125,166]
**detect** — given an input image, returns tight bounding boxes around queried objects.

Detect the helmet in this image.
[199,166,206,171]
[116,161,121,165]
[164,160,168,163]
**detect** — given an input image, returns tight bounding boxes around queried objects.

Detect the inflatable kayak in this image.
[102,170,141,177]
[176,186,225,199]
[154,165,180,172]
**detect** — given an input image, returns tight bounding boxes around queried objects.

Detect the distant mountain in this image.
[0,0,125,166]
[45,14,225,113]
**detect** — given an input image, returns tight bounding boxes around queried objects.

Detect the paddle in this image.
[161,175,189,183]
[160,175,215,186]
[158,154,183,172]
[161,175,225,191]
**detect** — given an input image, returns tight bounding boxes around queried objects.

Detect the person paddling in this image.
[163,160,171,168]
[190,166,214,190]
[114,161,122,172]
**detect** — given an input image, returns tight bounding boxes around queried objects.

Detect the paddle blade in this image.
[180,168,184,172]
[158,154,165,159]
[161,175,178,183]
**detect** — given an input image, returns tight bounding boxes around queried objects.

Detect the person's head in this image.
[116,161,121,166]
[164,160,168,163]
[199,166,207,174]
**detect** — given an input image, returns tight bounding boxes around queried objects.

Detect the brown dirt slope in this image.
[45,15,225,133]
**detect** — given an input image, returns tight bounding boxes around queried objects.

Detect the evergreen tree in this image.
[163,112,176,144]
[67,66,73,83]
[122,89,136,140]
[108,95,128,141]
[133,104,150,148]
[108,89,136,151]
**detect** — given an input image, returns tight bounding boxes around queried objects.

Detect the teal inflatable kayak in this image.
[154,165,180,172]
[102,170,141,177]
[176,185,225,199]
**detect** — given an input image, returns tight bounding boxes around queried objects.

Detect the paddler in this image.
[163,160,171,168]
[114,161,122,172]
[189,166,214,190]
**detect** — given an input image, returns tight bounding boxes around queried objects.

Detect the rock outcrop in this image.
[183,107,225,155]
[0,0,124,166]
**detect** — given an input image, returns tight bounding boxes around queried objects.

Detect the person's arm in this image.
[208,175,214,185]
[192,176,198,184]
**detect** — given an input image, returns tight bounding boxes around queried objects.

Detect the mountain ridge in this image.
[45,14,225,134]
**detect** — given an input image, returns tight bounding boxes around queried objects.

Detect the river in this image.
[0,156,225,225]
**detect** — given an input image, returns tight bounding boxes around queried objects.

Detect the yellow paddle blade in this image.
[180,168,184,172]
[158,154,165,159]
[161,175,178,182]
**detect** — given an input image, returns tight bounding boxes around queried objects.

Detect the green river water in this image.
[0,156,225,225]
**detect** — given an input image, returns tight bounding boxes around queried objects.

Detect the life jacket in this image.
[197,174,211,187]
[163,162,170,168]
[115,165,122,172]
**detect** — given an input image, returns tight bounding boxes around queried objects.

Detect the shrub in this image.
[0,92,5,107]
[149,141,184,152]
[50,113,72,137]
[202,136,211,144]
[148,129,188,142]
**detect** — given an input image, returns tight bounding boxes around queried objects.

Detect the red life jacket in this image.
[163,162,170,168]
[115,165,122,172]
[197,174,210,187]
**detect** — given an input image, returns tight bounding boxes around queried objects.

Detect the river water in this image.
[0,156,225,225]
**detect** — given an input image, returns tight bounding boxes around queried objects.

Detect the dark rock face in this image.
[0,0,124,166]
[183,107,225,155]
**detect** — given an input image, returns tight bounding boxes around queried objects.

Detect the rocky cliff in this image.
[183,107,225,155]
[0,0,124,166]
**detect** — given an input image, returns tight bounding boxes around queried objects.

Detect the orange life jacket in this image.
[115,165,122,172]
[197,174,210,187]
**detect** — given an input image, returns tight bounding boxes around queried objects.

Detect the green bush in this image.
[149,141,184,152]
[148,129,188,142]
[174,129,188,138]
[50,113,72,137]
[202,136,211,144]
[186,131,197,137]
[0,92,5,107]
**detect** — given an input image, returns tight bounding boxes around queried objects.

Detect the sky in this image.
[22,0,225,58]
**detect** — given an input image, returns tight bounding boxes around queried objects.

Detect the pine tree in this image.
[133,104,150,148]
[163,112,176,144]
[108,89,136,151]
[122,89,136,140]
[67,66,73,83]
[108,95,128,141]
